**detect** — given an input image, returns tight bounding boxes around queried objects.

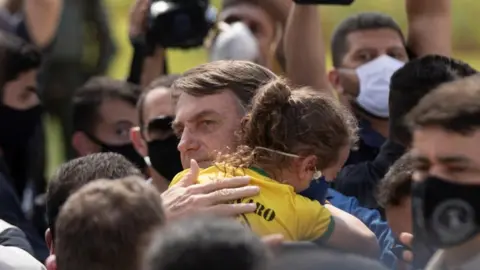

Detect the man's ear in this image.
[130,127,148,157]
[328,69,356,109]
[45,228,54,255]
[71,131,98,156]
[328,69,344,96]
[45,254,57,270]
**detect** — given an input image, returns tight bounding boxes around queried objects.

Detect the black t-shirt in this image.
[334,140,406,213]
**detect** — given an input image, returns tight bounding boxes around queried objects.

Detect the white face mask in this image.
[255,147,323,180]
[353,55,405,118]
[209,21,260,62]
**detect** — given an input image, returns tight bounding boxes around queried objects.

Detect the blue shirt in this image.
[301,179,398,268]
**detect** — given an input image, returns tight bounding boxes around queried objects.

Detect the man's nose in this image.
[177,128,200,154]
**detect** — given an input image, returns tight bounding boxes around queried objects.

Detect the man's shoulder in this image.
[0,246,46,270]
[0,220,33,257]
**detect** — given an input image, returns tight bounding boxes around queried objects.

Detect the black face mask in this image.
[86,133,146,171]
[147,135,183,181]
[412,176,480,248]
[0,104,42,149]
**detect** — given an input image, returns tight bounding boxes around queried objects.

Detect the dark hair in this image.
[0,31,41,91]
[219,78,357,176]
[331,12,404,67]
[46,153,143,239]
[172,60,276,110]
[389,55,477,145]
[377,152,413,208]
[137,74,180,132]
[55,176,165,270]
[406,74,480,135]
[268,249,387,270]
[144,215,269,270]
[73,76,142,134]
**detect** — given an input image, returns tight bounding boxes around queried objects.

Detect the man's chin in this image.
[182,159,213,169]
[197,160,213,169]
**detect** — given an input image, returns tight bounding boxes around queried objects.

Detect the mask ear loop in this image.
[255,147,322,183]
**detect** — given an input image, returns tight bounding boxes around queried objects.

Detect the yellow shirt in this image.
[170,166,335,242]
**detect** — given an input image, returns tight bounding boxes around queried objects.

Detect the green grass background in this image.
[44,0,480,177]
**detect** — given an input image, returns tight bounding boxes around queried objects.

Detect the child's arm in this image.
[296,196,379,258]
[323,204,379,258]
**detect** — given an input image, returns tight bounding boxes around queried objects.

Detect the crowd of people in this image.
[1,0,479,269]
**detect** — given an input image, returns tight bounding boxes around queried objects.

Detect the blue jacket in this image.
[301,180,398,268]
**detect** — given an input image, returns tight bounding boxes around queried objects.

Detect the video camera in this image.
[147,0,216,49]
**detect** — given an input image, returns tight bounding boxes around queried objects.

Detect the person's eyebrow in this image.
[436,155,472,166]
[114,120,134,126]
[411,154,430,165]
[352,47,377,54]
[172,109,220,132]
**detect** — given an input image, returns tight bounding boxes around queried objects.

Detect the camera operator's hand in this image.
[129,0,149,38]
[161,160,259,222]
[128,0,166,87]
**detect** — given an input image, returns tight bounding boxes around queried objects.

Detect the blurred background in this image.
[45,0,480,176]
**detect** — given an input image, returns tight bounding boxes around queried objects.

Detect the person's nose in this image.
[177,128,200,154]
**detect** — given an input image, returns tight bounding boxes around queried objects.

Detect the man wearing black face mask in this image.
[131,75,183,192]
[0,30,49,261]
[406,74,480,270]
[0,31,43,196]
[72,77,147,172]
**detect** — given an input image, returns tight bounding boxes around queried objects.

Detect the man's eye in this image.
[198,120,217,132]
[413,162,429,173]
[201,120,215,126]
[447,166,468,174]
[357,53,373,62]
[388,51,406,60]
[115,128,130,138]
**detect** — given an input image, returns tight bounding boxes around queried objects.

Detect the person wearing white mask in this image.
[209,21,260,63]
[209,0,291,74]
[284,0,451,212]
[327,13,408,166]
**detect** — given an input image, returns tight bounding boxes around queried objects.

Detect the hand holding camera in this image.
[146,0,216,49]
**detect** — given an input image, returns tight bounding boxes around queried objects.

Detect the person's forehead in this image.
[220,3,273,25]
[143,88,174,123]
[175,90,241,122]
[412,127,480,164]
[345,28,405,53]
[98,98,138,125]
